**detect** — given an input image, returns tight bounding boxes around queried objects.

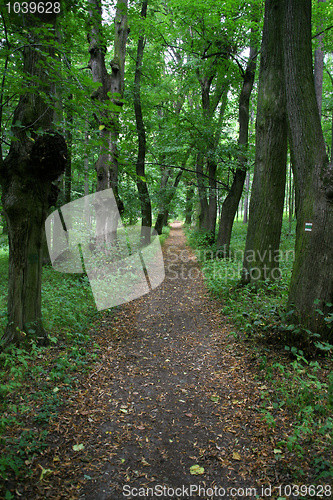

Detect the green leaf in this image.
[73,443,85,451]
[190,464,204,475]
[39,467,53,480]
[210,395,219,402]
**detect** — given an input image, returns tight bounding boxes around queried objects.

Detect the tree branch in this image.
[312,24,333,39]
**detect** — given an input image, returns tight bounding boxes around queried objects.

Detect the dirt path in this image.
[33,224,293,499]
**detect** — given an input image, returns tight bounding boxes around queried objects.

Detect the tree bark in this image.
[217,45,257,256]
[288,163,293,234]
[88,0,128,241]
[109,0,128,212]
[243,172,250,224]
[154,166,171,235]
[65,93,73,204]
[0,5,67,346]
[161,169,183,229]
[185,182,195,225]
[242,0,287,283]
[196,153,209,232]
[196,65,229,237]
[314,0,326,117]
[134,0,152,246]
[283,0,333,336]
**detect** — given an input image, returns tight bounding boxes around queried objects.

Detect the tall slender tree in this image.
[134,0,152,246]
[217,43,258,256]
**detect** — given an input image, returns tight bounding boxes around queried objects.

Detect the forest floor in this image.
[8,223,331,500]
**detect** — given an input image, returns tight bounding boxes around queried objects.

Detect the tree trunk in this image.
[217,170,246,256]
[207,159,217,234]
[196,153,209,231]
[0,6,67,346]
[243,172,250,224]
[196,70,229,238]
[288,163,293,234]
[109,0,128,213]
[185,182,195,225]
[242,0,287,283]
[134,0,152,246]
[314,0,326,117]
[331,108,333,164]
[162,169,183,229]
[88,0,128,241]
[283,0,333,336]
[65,94,73,204]
[217,45,257,256]
[154,166,171,235]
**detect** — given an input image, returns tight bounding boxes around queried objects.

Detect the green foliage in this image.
[187,217,333,480]
[0,247,100,486]
[258,349,333,479]
[159,225,171,246]
[0,327,99,485]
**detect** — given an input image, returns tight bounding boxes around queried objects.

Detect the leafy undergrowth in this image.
[186,219,333,483]
[0,333,101,498]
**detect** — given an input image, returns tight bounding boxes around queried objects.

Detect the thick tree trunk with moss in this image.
[0,7,67,346]
[283,0,333,336]
[242,0,287,283]
[217,45,257,256]
[134,0,152,246]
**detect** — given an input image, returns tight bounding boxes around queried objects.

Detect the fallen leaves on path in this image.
[2,225,331,499]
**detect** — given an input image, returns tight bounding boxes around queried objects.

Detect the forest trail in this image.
[35,224,290,499]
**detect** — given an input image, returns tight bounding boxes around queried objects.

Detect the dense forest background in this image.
[1,0,333,345]
[0,0,333,495]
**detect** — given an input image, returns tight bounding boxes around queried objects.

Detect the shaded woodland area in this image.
[0,0,333,497]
